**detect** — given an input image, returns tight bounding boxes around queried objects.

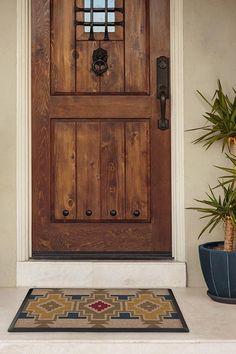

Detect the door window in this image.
[83,0,116,33]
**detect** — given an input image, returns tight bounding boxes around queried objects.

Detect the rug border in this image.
[8,288,189,333]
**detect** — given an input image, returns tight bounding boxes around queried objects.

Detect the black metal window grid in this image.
[75,0,124,40]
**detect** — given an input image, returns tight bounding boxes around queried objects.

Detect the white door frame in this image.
[16,0,185,262]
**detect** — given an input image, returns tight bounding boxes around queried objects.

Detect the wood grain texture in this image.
[51,0,75,93]
[101,122,125,220]
[126,121,150,220]
[50,96,152,118]
[53,122,76,220]
[125,0,149,93]
[32,0,51,251]
[149,0,171,251]
[150,0,170,94]
[75,0,84,41]
[76,41,99,93]
[32,0,172,255]
[77,122,101,220]
[37,223,153,252]
[100,41,124,93]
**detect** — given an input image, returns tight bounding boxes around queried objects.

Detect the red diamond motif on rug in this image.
[88,300,112,312]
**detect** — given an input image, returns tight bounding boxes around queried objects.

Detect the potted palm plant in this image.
[188,80,236,304]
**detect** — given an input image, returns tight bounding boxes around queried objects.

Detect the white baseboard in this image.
[17,261,186,288]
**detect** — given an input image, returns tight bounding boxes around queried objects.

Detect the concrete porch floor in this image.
[0,287,236,354]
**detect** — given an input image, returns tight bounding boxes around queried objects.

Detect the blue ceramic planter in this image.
[199,242,236,304]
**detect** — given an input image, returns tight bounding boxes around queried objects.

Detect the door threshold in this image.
[31,252,173,260]
[17,260,186,287]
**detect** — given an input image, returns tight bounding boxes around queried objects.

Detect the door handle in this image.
[157,56,170,130]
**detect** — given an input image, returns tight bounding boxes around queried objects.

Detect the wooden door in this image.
[32,0,171,259]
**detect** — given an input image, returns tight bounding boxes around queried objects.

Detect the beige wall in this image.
[0,0,17,287]
[184,0,236,286]
[0,0,236,287]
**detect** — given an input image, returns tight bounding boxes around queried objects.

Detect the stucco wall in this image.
[184,0,236,286]
[0,0,17,287]
[0,0,236,287]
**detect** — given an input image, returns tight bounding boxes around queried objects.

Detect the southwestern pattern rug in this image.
[8,288,189,332]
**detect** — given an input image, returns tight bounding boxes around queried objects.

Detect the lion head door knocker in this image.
[92,47,108,76]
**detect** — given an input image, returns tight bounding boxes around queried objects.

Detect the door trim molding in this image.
[17,0,31,261]
[170,0,185,261]
[16,0,185,262]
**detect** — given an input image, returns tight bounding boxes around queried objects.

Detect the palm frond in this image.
[214,154,236,187]
[187,81,236,151]
[187,182,236,238]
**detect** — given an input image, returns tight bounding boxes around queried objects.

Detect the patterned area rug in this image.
[8,288,189,332]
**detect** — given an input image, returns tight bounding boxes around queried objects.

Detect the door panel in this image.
[32,0,171,258]
[51,119,150,223]
[51,0,148,94]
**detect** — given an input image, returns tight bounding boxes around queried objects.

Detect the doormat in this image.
[8,288,189,332]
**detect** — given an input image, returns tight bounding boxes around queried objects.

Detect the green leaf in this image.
[187,182,236,238]
[188,81,236,150]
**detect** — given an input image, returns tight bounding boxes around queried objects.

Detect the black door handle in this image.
[157,56,170,130]
[158,91,169,130]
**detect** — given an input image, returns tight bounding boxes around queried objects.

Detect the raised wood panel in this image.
[53,122,76,220]
[51,0,149,95]
[100,41,124,93]
[126,121,150,220]
[51,0,75,93]
[52,120,150,223]
[77,122,101,220]
[101,122,125,220]
[125,0,149,93]
[76,41,99,93]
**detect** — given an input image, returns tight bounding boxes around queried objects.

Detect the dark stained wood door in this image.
[32,0,171,258]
